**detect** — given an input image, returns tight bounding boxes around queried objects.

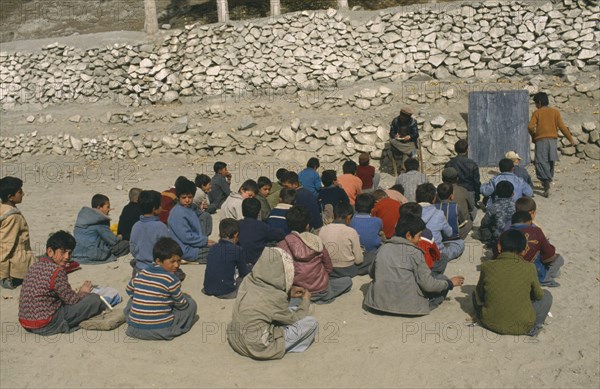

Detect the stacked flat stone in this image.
[0,0,598,107]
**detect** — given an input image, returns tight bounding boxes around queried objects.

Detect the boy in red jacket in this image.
[18,231,105,335]
[277,206,352,304]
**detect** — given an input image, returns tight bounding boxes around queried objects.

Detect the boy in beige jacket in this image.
[1,177,36,289]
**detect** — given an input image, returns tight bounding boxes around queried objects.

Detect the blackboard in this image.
[468,90,531,167]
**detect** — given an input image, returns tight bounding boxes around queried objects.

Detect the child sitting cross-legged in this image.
[130,190,185,280]
[125,237,198,340]
[371,189,401,240]
[220,179,259,221]
[203,219,250,299]
[238,198,286,267]
[416,183,465,275]
[319,202,373,278]
[277,206,352,304]
[479,180,516,250]
[364,214,464,315]
[19,231,106,335]
[73,194,130,264]
[168,178,214,264]
[349,193,383,255]
[227,247,318,360]
[267,188,296,235]
[473,229,552,337]
[256,176,273,221]
[509,211,564,287]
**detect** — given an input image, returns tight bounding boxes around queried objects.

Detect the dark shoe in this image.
[542,181,550,198]
[527,325,543,337]
[0,278,17,290]
[541,280,560,287]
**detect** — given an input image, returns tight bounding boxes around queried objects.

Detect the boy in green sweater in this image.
[473,229,552,336]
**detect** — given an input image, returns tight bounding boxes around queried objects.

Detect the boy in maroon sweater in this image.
[509,211,563,287]
[18,231,105,335]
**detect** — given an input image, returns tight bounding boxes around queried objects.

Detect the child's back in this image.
[480,198,515,246]
[204,239,249,297]
[239,218,286,266]
[130,215,169,271]
[73,207,119,263]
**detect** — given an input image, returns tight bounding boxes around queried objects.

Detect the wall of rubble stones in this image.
[1,0,599,165]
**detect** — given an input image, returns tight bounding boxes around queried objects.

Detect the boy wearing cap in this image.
[356,153,379,193]
[505,151,533,189]
[389,106,419,172]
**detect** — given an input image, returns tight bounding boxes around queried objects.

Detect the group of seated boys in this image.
[0,139,563,359]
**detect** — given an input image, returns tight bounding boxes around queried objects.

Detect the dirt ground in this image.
[0,151,599,388]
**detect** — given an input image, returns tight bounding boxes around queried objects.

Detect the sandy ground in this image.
[0,151,599,388]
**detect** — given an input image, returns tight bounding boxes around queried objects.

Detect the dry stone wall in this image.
[0,0,599,166]
[1,0,598,107]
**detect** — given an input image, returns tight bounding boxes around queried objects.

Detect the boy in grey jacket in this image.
[364,214,464,315]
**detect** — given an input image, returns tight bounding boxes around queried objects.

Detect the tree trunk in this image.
[216,0,229,22]
[270,0,281,16]
[337,0,349,10]
[144,0,159,34]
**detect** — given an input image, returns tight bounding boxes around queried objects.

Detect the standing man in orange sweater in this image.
[528,92,576,197]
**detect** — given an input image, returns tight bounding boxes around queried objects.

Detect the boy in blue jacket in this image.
[239,198,286,267]
[168,178,214,263]
[416,183,464,275]
[73,194,129,264]
[203,219,250,299]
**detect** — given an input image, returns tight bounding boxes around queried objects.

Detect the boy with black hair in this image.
[126,237,198,340]
[480,181,516,248]
[282,172,322,230]
[73,194,130,263]
[267,168,289,208]
[318,169,350,208]
[394,158,428,202]
[416,183,465,275]
[481,158,533,206]
[399,203,440,270]
[130,190,170,273]
[445,139,481,204]
[509,211,564,287]
[220,179,259,220]
[337,160,363,206]
[435,182,471,240]
[371,189,401,239]
[193,173,217,214]
[385,184,408,204]
[256,176,273,221]
[528,92,576,197]
[356,153,379,193]
[19,231,105,335]
[168,178,213,263]
[474,229,552,336]
[349,193,383,253]
[442,166,476,223]
[238,198,286,267]
[203,219,250,299]
[117,187,142,241]
[0,176,36,289]
[364,214,464,315]
[277,206,352,304]
[209,161,232,209]
[267,188,296,234]
[319,202,371,278]
[160,176,188,224]
[298,157,322,197]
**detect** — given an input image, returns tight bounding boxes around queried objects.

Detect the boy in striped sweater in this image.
[125,237,198,340]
